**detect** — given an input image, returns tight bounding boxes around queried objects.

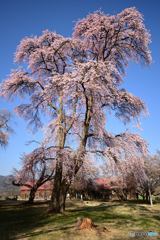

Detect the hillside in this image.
[0,175,19,198]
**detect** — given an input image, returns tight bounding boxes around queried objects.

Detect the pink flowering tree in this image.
[142,152,160,205]
[1,7,151,212]
[103,149,160,205]
[13,145,55,203]
[104,153,147,201]
[70,158,99,199]
[1,31,81,211]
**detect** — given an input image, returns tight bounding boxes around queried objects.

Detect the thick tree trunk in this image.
[50,157,63,212]
[28,187,37,204]
[49,96,69,213]
[50,94,92,213]
[50,147,84,213]
[50,150,69,213]
[50,179,68,213]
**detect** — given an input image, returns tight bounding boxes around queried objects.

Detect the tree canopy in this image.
[0,7,151,212]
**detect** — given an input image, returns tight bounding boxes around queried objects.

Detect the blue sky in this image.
[0,0,160,175]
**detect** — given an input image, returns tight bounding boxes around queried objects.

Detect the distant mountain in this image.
[0,175,19,197]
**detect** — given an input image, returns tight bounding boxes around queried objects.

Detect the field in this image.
[0,200,160,240]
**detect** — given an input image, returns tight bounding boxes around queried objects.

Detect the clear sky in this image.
[0,0,160,175]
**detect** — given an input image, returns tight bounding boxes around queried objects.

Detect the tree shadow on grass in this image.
[0,201,159,240]
[153,215,160,221]
[68,202,160,230]
[68,204,135,227]
[15,225,74,239]
[0,202,52,240]
[0,201,81,239]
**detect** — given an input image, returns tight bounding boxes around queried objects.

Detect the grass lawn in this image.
[0,200,160,240]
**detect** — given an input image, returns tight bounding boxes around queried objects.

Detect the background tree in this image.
[104,155,146,201]
[103,151,160,205]
[13,146,55,203]
[121,161,144,201]
[70,158,99,199]
[141,152,160,205]
[1,7,151,212]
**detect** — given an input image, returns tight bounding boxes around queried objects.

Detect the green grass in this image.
[0,200,160,240]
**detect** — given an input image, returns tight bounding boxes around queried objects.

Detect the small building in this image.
[19,181,53,200]
[93,177,120,200]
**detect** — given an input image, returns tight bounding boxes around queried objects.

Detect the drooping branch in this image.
[0,110,12,146]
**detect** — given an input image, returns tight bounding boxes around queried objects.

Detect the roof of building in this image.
[20,181,53,192]
[94,177,120,190]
